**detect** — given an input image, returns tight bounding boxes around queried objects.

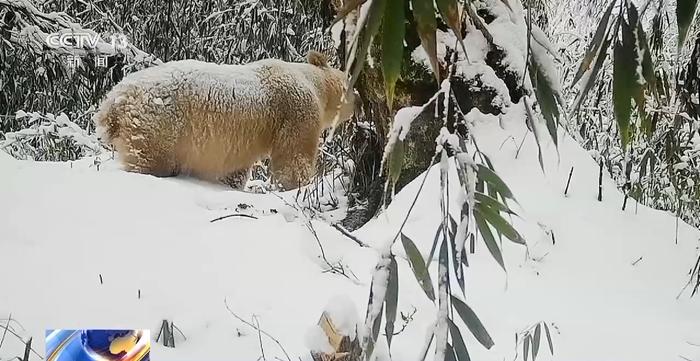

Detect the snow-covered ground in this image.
[1,108,699,361]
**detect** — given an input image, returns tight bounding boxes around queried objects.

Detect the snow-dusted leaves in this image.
[572,0,660,149]
[528,47,564,147]
[436,0,469,62]
[572,0,616,85]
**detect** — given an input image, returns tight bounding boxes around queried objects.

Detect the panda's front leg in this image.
[270,131,319,191]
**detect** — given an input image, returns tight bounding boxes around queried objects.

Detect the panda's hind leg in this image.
[219,168,251,190]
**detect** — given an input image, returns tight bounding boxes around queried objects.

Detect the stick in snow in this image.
[564,167,573,196]
[210,214,259,223]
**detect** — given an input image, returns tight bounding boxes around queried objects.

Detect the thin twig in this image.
[0,313,10,350]
[253,316,266,361]
[305,220,356,280]
[224,299,292,361]
[171,323,187,341]
[210,213,259,223]
[0,323,43,359]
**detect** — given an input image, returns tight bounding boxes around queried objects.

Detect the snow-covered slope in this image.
[1,108,699,361]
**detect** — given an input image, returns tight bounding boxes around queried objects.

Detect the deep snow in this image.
[1,106,699,361]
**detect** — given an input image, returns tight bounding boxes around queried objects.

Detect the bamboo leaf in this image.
[677,0,699,50]
[500,0,513,11]
[465,1,493,43]
[387,139,405,190]
[411,0,440,81]
[476,164,516,202]
[401,233,435,301]
[533,324,541,359]
[451,296,495,349]
[435,0,472,62]
[436,0,461,36]
[382,0,405,110]
[365,301,383,361]
[445,343,458,361]
[385,255,399,347]
[347,0,387,89]
[450,217,466,295]
[524,98,546,172]
[372,303,383,341]
[572,0,616,84]
[543,323,554,355]
[474,211,505,270]
[474,192,517,216]
[475,202,525,245]
[613,16,641,149]
[524,335,530,361]
[418,330,435,361]
[637,21,656,137]
[448,319,472,361]
[572,27,613,112]
[529,55,561,146]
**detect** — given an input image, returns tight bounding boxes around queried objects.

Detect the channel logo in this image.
[45,329,150,361]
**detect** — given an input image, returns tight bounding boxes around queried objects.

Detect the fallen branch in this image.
[331,224,370,248]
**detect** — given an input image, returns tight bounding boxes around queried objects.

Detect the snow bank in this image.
[0,104,699,361]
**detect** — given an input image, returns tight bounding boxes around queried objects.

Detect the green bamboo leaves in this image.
[385,255,399,346]
[451,296,494,349]
[519,322,555,361]
[382,0,405,110]
[401,233,435,301]
[336,0,465,108]
[572,0,615,112]
[613,10,640,149]
[387,138,405,191]
[529,59,562,146]
[677,0,699,51]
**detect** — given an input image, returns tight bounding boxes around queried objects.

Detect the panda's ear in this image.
[307,51,328,67]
